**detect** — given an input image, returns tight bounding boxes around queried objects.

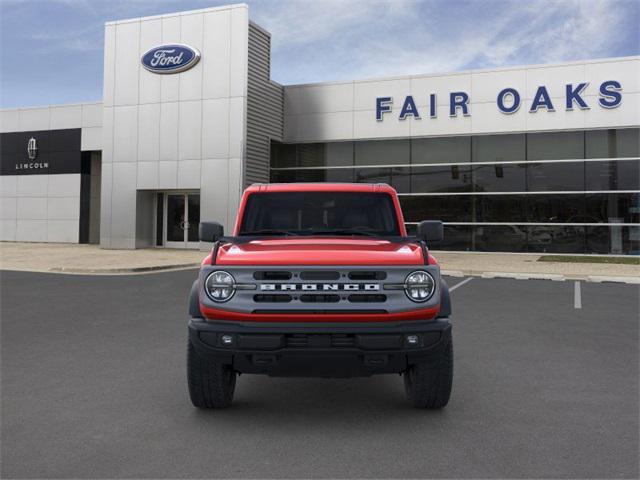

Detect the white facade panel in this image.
[202,98,230,158]
[0,176,18,197]
[18,107,50,131]
[17,175,48,197]
[178,100,202,160]
[0,109,19,133]
[0,220,17,241]
[48,174,80,197]
[113,106,138,162]
[47,220,79,243]
[103,25,116,107]
[177,159,201,188]
[585,58,640,94]
[229,8,248,99]
[354,78,411,112]
[158,161,178,189]
[285,83,353,115]
[138,19,162,105]
[160,16,181,103]
[137,161,158,189]
[159,102,179,161]
[410,74,472,108]
[114,21,141,106]
[0,196,17,219]
[17,197,48,220]
[202,9,231,99]
[81,103,103,128]
[179,14,205,102]
[137,103,161,161]
[471,68,526,105]
[50,105,82,130]
[47,197,80,220]
[81,126,103,151]
[16,220,47,242]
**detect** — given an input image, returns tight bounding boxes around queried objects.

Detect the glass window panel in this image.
[585,192,640,224]
[585,128,640,159]
[526,194,585,223]
[526,161,585,191]
[187,194,200,242]
[400,195,473,222]
[354,139,409,166]
[472,134,525,162]
[472,164,526,192]
[476,195,528,222]
[412,136,470,164]
[354,167,410,193]
[585,160,640,191]
[527,131,584,160]
[526,226,585,254]
[587,226,640,255]
[270,142,297,168]
[325,142,354,166]
[297,144,325,167]
[440,225,472,251]
[271,169,353,183]
[472,225,528,252]
[411,165,473,193]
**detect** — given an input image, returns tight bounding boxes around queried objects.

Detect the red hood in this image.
[214,237,429,266]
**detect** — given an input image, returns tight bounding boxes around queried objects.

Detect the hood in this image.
[215,237,426,266]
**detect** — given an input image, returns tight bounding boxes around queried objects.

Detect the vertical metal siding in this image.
[245,23,284,186]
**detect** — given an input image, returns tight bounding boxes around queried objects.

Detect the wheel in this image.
[404,339,453,409]
[187,340,236,408]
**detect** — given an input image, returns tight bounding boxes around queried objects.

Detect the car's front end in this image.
[187,183,453,409]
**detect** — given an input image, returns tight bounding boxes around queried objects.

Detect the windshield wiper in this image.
[240,229,299,236]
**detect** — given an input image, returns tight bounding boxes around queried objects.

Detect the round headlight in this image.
[205,271,236,302]
[405,270,436,302]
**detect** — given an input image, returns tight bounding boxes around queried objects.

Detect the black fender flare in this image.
[438,279,451,318]
[189,279,203,318]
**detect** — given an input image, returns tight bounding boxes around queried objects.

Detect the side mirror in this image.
[199,221,224,242]
[417,220,443,243]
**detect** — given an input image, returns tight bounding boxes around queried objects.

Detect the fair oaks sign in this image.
[141,44,201,74]
[375,80,623,121]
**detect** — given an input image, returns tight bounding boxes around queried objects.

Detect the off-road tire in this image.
[404,339,453,409]
[187,340,236,408]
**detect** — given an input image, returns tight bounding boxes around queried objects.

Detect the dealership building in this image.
[1,3,638,254]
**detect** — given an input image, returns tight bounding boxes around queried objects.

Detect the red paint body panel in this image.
[200,303,440,322]
[215,238,424,266]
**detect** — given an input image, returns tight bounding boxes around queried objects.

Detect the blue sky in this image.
[1,0,638,108]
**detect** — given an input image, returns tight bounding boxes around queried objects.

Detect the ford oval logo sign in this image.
[141,44,200,74]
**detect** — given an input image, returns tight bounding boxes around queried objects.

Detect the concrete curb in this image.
[47,263,200,274]
[441,270,640,284]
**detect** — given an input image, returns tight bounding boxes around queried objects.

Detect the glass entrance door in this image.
[164,193,200,248]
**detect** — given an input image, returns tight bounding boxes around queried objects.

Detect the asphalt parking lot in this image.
[1,269,638,479]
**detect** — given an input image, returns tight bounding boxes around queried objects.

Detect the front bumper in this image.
[188,317,452,378]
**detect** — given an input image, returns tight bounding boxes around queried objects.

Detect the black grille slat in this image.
[348,294,387,303]
[253,271,292,280]
[348,271,387,280]
[300,294,340,303]
[254,294,292,303]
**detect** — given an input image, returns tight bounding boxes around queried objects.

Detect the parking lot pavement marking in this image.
[449,276,473,292]
[574,281,582,309]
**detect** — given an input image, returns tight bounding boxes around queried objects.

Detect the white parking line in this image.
[574,281,582,309]
[450,277,473,292]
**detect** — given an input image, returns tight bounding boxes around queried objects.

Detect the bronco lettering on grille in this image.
[260,283,380,291]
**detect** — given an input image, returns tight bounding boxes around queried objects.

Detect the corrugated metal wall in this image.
[245,23,284,186]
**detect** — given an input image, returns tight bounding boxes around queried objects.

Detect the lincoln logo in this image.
[141,44,200,74]
[27,137,37,160]
[261,283,380,291]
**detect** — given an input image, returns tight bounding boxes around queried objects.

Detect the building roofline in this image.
[281,55,640,89]
[104,2,247,26]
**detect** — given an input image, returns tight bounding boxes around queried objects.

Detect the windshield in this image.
[239,192,401,237]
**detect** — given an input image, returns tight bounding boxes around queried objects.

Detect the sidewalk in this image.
[1,242,638,282]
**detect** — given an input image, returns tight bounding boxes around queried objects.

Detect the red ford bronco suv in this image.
[188,183,452,409]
